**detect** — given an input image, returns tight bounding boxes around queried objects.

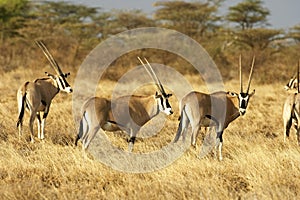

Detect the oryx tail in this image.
[17,82,29,128]
[75,111,87,146]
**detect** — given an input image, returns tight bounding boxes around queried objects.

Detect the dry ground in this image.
[0,67,300,200]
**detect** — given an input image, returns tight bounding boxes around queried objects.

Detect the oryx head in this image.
[284,76,297,91]
[138,57,173,115]
[237,55,255,116]
[36,40,73,93]
[284,60,300,92]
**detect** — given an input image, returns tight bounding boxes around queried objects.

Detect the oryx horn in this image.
[137,57,167,96]
[297,59,300,93]
[35,40,63,75]
[239,54,243,93]
[246,56,255,93]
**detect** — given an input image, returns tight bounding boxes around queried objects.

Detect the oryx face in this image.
[46,72,73,93]
[156,93,173,115]
[56,73,72,93]
[238,91,255,116]
[284,77,297,91]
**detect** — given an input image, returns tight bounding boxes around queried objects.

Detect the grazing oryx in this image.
[75,57,173,152]
[17,41,72,142]
[174,56,255,160]
[283,60,300,145]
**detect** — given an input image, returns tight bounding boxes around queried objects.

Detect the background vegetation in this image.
[1,0,300,199]
[0,0,299,82]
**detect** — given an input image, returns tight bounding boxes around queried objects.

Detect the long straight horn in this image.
[239,54,243,93]
[297,59,300,93]
[137,57,165,95]
[35,40,63,75]
[144,58,167,95]
[246,56,255,93]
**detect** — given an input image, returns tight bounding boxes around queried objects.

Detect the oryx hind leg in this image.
[36,112,42,139]
[82,124,100,150]
[174,112,189,143]
[29,112,36,143]
[128,129,137,152]
[215,131,224,161]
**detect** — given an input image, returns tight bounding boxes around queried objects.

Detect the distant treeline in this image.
[0,0,299,83]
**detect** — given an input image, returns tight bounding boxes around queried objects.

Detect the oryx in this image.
[75,57,173,152]
[16,40,73,142]
[173,55,255,160]
[283,60,300,145]
[284,73,298,91]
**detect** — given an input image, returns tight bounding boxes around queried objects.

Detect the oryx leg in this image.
[191,124,200,148]
[36,112,42,139]
[128,129,137,152]
[174,112,189,143]
[29,111,36,143]
[82,124,100,150]
[216,130,224,161]
[39,106,50,140]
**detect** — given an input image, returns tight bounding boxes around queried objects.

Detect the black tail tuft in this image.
[17,93,27,128]
[75,111,85,146]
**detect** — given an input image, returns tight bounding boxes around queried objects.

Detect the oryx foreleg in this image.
[128,129,138,152]
[191,124,200,148]
[216,130,224,161]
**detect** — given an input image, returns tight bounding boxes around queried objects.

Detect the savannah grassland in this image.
[0,60,300,200]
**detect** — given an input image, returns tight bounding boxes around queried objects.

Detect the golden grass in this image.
[0,68,300,200]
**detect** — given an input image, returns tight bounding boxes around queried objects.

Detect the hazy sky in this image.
[50,0,300,30]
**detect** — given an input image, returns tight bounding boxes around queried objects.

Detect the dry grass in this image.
[0,67,300,200]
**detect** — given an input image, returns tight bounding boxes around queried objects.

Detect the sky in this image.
[49,0,300,30]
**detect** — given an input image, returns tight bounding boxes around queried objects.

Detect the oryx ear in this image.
[64,72,70,78]
[45,72,55,79]
[227,91,237,97]
[167,94,172,98]
[155,91,161,98]
[250,89,255,97]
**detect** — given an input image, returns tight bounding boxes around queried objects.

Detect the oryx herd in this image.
[16,41,299,161]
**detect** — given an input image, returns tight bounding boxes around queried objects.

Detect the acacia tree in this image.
[226,0,269,30]
[289,24,300,42]
[102,10,154,37]
[154,1,221,38]
[0,0,29,43]
[225,0,282,63]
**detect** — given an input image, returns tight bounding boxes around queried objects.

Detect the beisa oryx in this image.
[284,71,298,91]
[283,60,300,145]
[17,41,72,142]
[173,55,255,160]
[75,57,173,152]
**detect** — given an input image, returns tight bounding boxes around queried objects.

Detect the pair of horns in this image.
[239,55,255,93]
[137,57,167,96]
[35,40,63,76]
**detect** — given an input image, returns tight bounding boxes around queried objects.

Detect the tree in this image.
[288,24,300,42]
[0,0,29,42]
[102,10,154,37]
[226,0,270,30]
[154,1,221,38]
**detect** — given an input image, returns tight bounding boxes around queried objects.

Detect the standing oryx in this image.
[75,57,173,152]
[173,55,255,160]
[17,41,73,142]
[283,60,300,145]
